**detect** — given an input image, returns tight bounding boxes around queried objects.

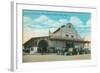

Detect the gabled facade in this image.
[23,23,90,54]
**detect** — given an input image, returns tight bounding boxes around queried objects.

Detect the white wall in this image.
[50,40,66,48]
[0,0,100,73]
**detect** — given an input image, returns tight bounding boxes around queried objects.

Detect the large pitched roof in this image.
[50,23,82,40]
[23,23,89,46]
[53,25,65,34]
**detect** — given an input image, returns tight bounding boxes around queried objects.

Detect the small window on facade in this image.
[66,34,69,37]
[71,35,74,38]
[69,25,71,28]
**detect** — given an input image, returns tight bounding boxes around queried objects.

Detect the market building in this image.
[23,23,90,54]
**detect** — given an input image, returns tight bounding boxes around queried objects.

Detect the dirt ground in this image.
[23,54,91,63]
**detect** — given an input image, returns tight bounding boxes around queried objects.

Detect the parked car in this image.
[23,48,30,54]
[84,48,90,54]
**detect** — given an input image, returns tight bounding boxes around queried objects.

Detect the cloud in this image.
[23,15,86,30]
[23,15,65,29]
[23,15,91,40]
[86,19,91,27]
[68,16,91,38]
[23,15,91,31]
[23,16,33,24]
[59,19,69,24]
[34,15,48,23]
[69,16,83,25]
[23,29,50,43]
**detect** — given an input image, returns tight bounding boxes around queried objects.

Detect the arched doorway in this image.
[38,40,48,54]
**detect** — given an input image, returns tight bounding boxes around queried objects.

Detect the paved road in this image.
[23,54,91,63]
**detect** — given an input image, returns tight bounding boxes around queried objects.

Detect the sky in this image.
[22,10,91,43]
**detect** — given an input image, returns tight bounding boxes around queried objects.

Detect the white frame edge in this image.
[11,1,17,71]
[11,1,97,72]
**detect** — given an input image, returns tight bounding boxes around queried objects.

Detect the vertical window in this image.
[71,35,74,38]
[68,25,71,28]
[66,34,69,37]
